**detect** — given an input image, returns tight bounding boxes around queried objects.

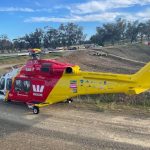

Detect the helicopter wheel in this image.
[66,99,73,103]
[33,106,40,114]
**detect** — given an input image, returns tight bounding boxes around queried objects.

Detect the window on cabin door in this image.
[23,80,31,92]
[15,80,31,92]
[15,80,22,91]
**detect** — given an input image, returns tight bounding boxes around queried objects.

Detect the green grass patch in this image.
[0,52,63,65]
[76,93,150,112]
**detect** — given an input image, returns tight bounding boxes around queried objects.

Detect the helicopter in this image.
[0,48,150,114]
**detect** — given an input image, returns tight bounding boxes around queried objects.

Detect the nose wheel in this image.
[33,106,40,114]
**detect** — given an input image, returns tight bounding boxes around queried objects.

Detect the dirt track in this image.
[0,101,149,150]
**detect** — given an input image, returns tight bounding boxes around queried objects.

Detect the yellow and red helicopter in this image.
[0,48,150,114]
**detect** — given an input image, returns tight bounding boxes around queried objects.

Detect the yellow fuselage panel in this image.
[45,71,139,105]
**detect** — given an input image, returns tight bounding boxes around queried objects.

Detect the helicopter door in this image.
[14,79,31,102]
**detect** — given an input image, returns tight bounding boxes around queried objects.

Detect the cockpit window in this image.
[6,79,12,91]
[23,80,31,92]
[15,80,22,91]
[0,78,5,90]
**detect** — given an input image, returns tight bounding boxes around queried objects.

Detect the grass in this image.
[75,94,150,113]
[42,52,63,58]
[0,52,63,65]
[94,101,150,116]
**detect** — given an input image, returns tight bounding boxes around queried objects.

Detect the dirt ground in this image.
[57,49,144,74]
[0,101,149,150]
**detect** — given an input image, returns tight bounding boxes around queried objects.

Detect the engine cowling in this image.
[65,65,80,75]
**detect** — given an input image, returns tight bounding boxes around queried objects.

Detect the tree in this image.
[138,23,146,43]
[126,21,139,43]
[24,28,44,48]
[90,18,126,46]
[58,24,67,47]
[65,23,85,46]
[115,18,126,43]
[43,23,86,48]
[43,27,59,48]
[13,38,29,52]
[90,27,106,46]
[103,23,117,45]
[145,20,150,41]
[0,35,12,53]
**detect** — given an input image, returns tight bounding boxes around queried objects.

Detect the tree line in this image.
[0,19,150,53]
[0,23,86,52]
[90,18,150,46]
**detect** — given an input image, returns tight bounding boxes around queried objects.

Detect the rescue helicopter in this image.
[0,48,150,114]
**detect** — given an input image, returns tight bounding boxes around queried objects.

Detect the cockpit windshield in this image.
[0,78,5,90]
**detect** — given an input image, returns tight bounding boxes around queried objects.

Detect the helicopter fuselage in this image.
[1,58,150,114]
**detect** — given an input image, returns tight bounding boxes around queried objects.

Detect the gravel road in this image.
[0,101,149,150]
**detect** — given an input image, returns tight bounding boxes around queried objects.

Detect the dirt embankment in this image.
[57,44,150,74]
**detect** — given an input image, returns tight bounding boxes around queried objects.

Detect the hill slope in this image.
[58,44,150,74]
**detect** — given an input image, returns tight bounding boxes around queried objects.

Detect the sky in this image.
[0,0,150,40]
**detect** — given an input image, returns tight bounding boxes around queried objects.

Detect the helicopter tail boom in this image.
[78,62,150,95]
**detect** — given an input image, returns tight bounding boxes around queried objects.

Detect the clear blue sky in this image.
[0,0,150,40]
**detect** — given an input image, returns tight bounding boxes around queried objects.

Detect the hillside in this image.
[58,44,150,74]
